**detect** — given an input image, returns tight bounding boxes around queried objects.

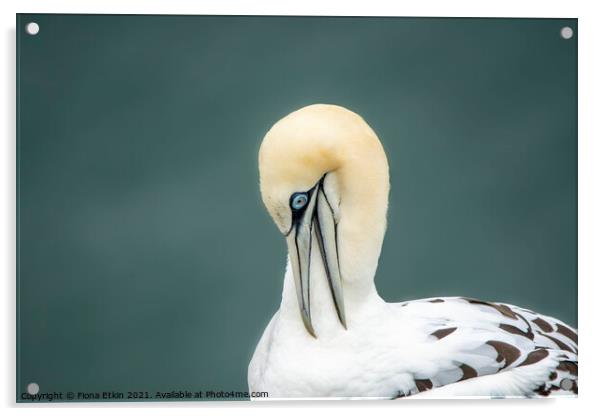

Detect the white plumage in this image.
[249,104,577,399]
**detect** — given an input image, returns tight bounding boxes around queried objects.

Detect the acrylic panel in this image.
[16,14,577,402]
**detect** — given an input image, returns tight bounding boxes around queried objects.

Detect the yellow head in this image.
[258,104,390,336]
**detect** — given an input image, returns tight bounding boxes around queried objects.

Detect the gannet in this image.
[248,104,577,399]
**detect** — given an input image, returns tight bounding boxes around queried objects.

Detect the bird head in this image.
[258,104,389,337]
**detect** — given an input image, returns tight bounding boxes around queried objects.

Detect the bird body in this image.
[249,104,577,399]
[249,291,577,398]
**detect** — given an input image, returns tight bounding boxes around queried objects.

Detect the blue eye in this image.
[291,193,308,210]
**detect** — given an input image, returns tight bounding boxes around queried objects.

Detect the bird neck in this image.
[280,250,382,337]
[335,160,389,287]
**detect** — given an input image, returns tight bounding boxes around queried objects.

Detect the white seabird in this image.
[248,104,577,399]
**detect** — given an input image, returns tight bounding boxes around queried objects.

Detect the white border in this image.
[2,1,600,415]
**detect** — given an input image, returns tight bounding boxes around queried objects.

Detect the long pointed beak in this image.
[313,182,347,329]
[285,177,346,338]
[286,185,318,337]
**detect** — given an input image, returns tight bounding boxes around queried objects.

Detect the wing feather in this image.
[397,297,577,397]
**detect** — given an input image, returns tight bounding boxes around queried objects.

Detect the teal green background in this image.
[17,15,577,402]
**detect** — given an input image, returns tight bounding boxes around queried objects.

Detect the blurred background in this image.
[17,15,577,400]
